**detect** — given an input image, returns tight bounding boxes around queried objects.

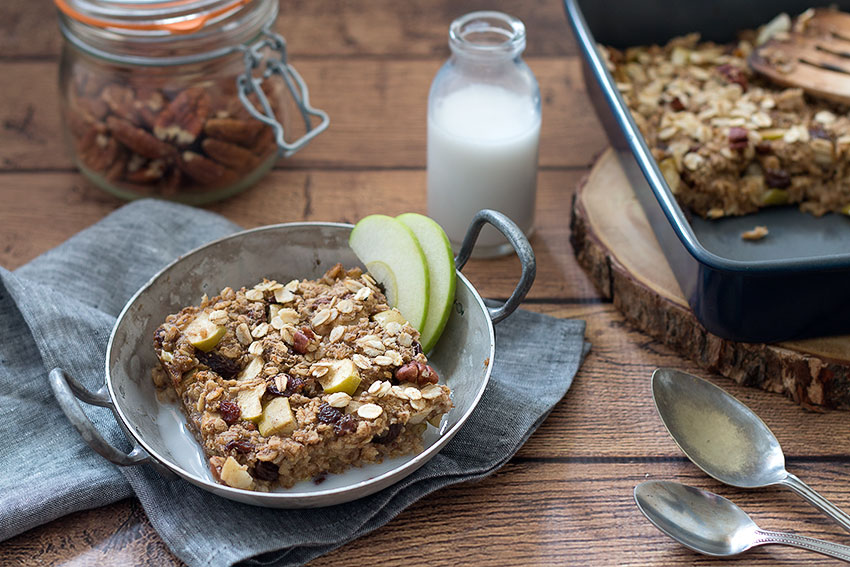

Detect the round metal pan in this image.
[49,209,535,508]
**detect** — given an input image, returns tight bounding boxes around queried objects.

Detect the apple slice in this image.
[349,214,429,331]
[185,312,226,352]
[397,213,456,353]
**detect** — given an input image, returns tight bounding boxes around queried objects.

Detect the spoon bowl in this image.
[651,368,850,533]
[634,481,758,556]
[634,480,850,561]
[651,368,786,488]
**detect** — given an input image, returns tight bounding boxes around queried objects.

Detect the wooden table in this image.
[3,1,850,565]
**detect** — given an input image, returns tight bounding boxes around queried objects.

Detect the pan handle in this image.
[49,367,151,467]
[455,209,536,324]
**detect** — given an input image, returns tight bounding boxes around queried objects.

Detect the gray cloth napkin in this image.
[0,199,589,567]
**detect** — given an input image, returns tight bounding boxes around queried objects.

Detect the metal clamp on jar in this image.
[55,0,330,204]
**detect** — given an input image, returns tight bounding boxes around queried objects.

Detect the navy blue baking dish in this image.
[565,0,850,343]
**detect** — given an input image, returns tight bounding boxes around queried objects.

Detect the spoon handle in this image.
[780,473,850,533]
[755,529,850,561]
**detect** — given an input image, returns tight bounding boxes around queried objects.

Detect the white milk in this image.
[427,83,540,256]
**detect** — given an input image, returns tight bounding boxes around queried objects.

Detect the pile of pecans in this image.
[64,70,282,197]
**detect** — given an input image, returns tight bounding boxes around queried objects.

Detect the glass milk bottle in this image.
[427,11,541,258]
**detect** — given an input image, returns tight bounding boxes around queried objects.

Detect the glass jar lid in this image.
[55,0,278,64]
[55,0,255,34]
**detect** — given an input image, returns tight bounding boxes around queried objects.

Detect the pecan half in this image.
[133,88,165,129]
[104,147,128,182]
[203,118,264,147]
[160,167,183,196]
[154,88,211,146]
[202,138,261,171]
[394,361,439,385]
[78,130,120,172]
[125,159,166,184]
[292,330,310,354]
[101,84,139,124]
[250,126,276,156]
[73,96,109,122]
[107,116,177,160]
[177,151,234,186]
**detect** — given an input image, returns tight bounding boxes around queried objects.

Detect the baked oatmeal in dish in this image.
[602,13,850,218]
[151,263,453,491]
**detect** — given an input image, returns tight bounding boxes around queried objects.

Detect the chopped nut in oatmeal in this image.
[741,225,769,241]
[152,264,453,491]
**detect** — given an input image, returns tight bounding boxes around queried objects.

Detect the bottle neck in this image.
[448,11,526,63]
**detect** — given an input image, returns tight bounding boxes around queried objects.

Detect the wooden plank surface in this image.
[3,0,578,59]
[3,2,850,567]
[0,58,606,171]
[6,461,850,566]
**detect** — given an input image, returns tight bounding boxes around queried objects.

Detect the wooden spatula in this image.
[750,9,850,105]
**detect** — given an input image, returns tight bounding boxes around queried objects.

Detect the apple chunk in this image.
[318,359,362,395]
[220,456,254,490]
[349,214,430,332]
[236,384,265,422]
[258,396,297,437]
[185,312,226,352]
[372,309,406,328]
[397,213,456,353]
[236,356,264,382]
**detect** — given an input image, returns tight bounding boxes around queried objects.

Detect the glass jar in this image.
[55,0,329,204]
[427,11,541,258]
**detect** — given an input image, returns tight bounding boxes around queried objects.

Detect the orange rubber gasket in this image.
[54,0,253,33]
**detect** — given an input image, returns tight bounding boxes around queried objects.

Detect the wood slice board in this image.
[570,148,850,410]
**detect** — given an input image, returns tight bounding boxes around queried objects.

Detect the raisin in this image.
[716,64,748,92]
[224,439,253,454]
[670,97,685,111]
[286,375,306,396]
[196,351,241,380]
[268,373,300,397]
[302,377,322,397]
[728,127,749,150]
[756,142,772,155]
[313,472,327,485]
[810,125,831,140]
[254,461,279,481]
[153,327,166,351]
[317,403,343,424]
[373,423,402,445]
[219,400,241,425]
[412,341,422,355]
[765,168,791,189]
[334,414,358,436]
[246,302,267,325]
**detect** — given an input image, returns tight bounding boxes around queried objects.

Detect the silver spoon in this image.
[652,367,850,533]
[634,480,850,561]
